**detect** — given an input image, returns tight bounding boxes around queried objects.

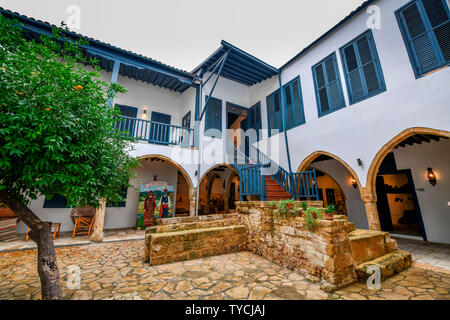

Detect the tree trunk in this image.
[0,191,63,300]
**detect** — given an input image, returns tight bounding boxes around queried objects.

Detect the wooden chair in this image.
[26,223,61,242]
[72,216,95,238]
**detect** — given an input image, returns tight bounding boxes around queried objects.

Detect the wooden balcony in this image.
[116,115,193,148]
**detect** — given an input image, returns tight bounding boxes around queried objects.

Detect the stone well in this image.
[236,201,358,292]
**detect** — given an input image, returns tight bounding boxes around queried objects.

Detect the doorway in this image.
[226,103,248,152]
[376,164,427,240]
[150,111,171,145]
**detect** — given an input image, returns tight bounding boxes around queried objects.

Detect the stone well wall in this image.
[236,201,358,292]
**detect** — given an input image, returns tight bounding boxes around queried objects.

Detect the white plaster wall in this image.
[251,0,450,185]
[393,139,450,244]
[115,74,185,126]
[310,161,369,229]
[129,143,199,189]
[19,154,185,233]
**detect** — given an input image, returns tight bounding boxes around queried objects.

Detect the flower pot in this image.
[325,212,334,221]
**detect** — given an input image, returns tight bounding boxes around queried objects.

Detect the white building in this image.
[2,0,449,243]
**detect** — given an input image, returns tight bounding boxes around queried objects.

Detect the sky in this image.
[0,0,367,71]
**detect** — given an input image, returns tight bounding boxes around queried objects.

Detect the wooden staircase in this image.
[265,176,292,201]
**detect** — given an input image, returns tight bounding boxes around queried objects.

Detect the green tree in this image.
[0,15,139,299]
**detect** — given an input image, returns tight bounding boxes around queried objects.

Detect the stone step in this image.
[355,250,412,281]
[146,216,241,234]
[144,225,247,265]
[155,213,239,225]
[348,229,398,266]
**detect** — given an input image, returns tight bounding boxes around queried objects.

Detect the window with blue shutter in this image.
[283,77,306,129]
[106,188,127,208]
[205,96,222,138]
[396,0,450,77]
[266,90,283,137]
[248,102,262,141]
[43,194,69,208]
[340,30,386,104]
[312,53,346,117]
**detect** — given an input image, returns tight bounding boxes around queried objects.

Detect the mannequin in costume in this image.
[158,189,171,218]
[143,191,156,227]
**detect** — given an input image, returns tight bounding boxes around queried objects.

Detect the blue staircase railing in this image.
[292,170,320,200]
[247,144,294,197]
[239,164,267,201]
[115,115,193,148]
[228,141,319,201]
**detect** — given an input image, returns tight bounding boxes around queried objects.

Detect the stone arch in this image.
[309,166,347,201]
[297,151,362,189]
[298,151,376,229]
[362,127,450,231]
[139,154,196,216]
[366,127,450,195]
[199,163,239,184]
[198,164,239,215]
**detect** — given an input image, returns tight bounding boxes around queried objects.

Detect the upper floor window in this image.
[396,0,450,77]
[340,30,386,104]
[266,90,283,136]
[205,96,222,138]
[106,188,128,208]
[43,194,69,208]
[283,77,305,129]
[312,53,346,117]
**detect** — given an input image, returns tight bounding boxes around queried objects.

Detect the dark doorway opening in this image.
[376,153,427,240]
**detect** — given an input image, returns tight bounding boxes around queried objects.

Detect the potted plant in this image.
[286,199,295,210]
[325,204,336,221]
[277,199,289,217]
[304,207,320,232]
[300,202,308,217]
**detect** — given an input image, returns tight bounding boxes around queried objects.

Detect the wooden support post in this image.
[91,199,106,242]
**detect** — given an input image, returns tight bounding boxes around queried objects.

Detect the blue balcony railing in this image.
[115,115,193,148]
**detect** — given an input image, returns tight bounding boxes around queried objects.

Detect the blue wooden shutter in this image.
[340,31,385,104]
[205,97,222,137]
[398,0,449,76]
[266,91,283,136]
[283,78,305,129]
[313,53,345,116]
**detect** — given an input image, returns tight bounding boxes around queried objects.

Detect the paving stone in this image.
[0,240,448,300]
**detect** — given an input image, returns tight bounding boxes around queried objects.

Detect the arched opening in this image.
[136,155,194,225]
[298,152,368,229]
[198,164,239,215]
[366,128,450,243]
[314,169,347,216]
[224,171,240,213]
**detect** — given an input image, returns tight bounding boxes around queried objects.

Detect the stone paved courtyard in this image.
[0,240,449,300]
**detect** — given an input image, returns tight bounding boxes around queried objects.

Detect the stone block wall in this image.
[348,229,398,265]
[145,224,247,265]
[236,201,358,292]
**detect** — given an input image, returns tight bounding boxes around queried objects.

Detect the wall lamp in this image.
[427,168,437,186]
[351,177,358,189]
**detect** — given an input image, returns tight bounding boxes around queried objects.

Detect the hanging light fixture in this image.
[427,168,437,186]
[351,177,357,189]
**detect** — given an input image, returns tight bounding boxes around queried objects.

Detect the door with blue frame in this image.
[116,105,138,137]
[150,111,171,145]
